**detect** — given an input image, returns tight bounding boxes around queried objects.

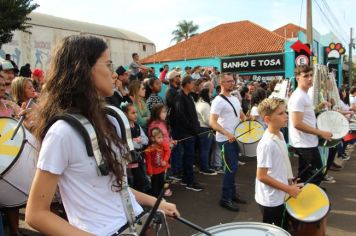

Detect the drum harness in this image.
[43,106,143,235]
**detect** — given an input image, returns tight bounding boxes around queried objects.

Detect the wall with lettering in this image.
[221,54,284,73]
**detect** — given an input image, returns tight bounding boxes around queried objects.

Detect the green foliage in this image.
[0,0,39,48]
[171,20,199,43]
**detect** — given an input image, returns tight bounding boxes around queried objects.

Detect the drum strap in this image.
[44,114,106,176]
[45,113,139,233]
[219,94,237,117]
[270,133,293,179]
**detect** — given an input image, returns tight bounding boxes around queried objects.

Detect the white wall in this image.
[1,25,155,71]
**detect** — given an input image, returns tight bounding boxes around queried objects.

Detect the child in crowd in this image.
[147,104,174,196]
[148,104,176,148]
[146,77,163,111]
[122,102,150,193]
[145,128,171,197]
[255,98,302,228]
[250,88,267,127]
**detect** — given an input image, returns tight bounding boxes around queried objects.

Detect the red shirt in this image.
[144,143,170,175]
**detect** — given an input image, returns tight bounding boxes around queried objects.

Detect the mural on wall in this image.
[33,41,50,69]
[0,32,22,65]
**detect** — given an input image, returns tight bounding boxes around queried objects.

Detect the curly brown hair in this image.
[33,35,128,190]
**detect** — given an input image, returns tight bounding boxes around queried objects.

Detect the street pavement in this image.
[14,146,356,236]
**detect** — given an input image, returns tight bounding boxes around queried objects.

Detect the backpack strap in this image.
[44,113,106,176]
[219,94,238,117]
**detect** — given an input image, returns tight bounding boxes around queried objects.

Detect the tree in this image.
[171,20,199,43]
[0,0,39,48]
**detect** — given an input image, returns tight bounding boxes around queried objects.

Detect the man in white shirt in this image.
[288,65,332,185]
[210,73,246,211]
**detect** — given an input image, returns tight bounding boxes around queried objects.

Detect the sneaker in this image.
[185,182,204,192]
[329,164,342,171]
[323,175,336,183]
[231,196,247,204]
[164,189,173,197]
[199,169,217,176]
[169,174,182,181]
[180,181,188,186]
[341,154,351,161]
[219,200,240,212]
[324,175,334,181]
[238,161,246,166]
[214,167,225,174]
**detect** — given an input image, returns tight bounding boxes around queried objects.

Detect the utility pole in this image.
[349,27,354,87]
[306,0,313,53]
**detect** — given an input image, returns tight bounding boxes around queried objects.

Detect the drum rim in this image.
[0,116,27,177]
[285,183,330,222]
[194,222,290,235]
[317,110,349,140]
[235,120,265,145]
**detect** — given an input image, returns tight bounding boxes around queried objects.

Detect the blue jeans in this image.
[182,137,196,185]
[0,212,3,236]
[170,142,183,175]
[211,140,222,168]
[218,141,239,201]
[198,127,213,171]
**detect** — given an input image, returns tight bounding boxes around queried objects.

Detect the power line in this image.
[314,0,348,45]
[298,0,304,29]
[314,0,348,44]
[320,0,348,36]
[317,0,349,44]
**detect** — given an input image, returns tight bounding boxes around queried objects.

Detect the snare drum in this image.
[0,117,38,207]
[234,121,265,157]
[317,111,349,147]
[193,222,290,236]
[285,183,329,236]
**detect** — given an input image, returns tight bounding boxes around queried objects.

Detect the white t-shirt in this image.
[195,99,211,128]
[288,88,318,148]
[37,116,143,236]
[349,95,356,106]
[210,95,241,142]
[250,105,265,127]
[255,130,289,207]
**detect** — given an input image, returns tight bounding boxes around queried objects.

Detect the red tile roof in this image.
[273,23,306,39]
[141,20,286,64]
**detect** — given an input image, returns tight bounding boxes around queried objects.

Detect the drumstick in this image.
[236,128,255,139]
[11,98,34,140]
[303,165,328,186]
[173,215,212,236]
[285,165,327,202]
[292,164,312,182]
[139,183,169,236]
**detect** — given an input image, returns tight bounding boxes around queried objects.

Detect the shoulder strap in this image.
[44,113,106,176]
[219,94,238,117]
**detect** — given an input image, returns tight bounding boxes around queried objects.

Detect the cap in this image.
[167,70,181,80]
[32,68,44,78]
[0,59,15,71]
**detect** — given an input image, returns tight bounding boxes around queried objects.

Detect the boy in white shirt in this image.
[255,98,302,228]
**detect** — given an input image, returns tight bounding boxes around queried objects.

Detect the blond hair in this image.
[11,76,32,105]
[257,98,286,119]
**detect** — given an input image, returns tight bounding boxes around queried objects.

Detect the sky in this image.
[33,0,356,52]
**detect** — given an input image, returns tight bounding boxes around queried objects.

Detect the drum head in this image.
[193,222,290,236]
[285,184,329,222]
[0,117,25,175]
[317,111,349,140]
[234,121,265,144]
